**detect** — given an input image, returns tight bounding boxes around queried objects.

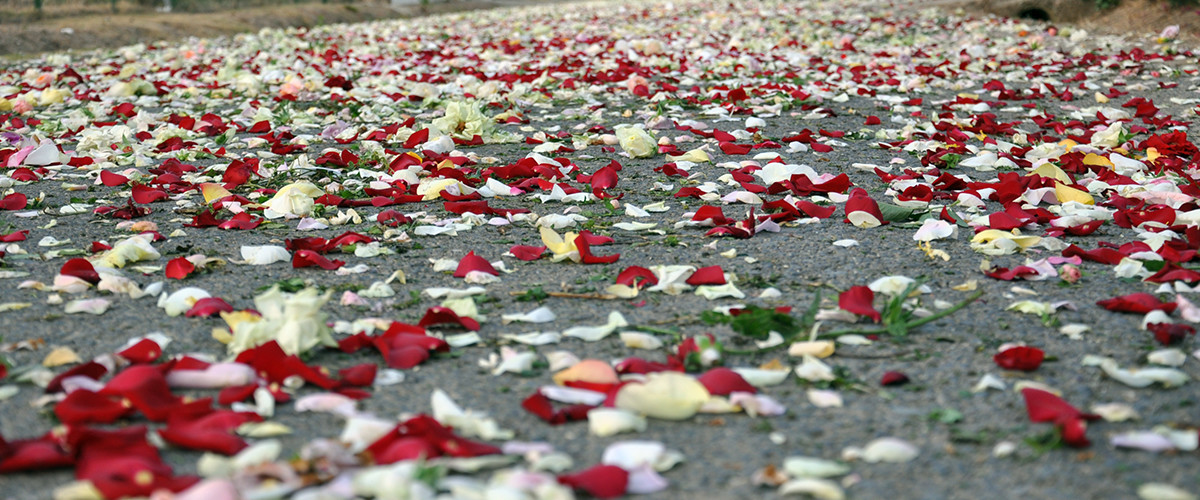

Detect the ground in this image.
[0,1,498,57]
[4,0,1200,57]
[1,0,1199,499]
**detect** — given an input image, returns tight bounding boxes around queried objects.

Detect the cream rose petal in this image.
[860,437,920,463]
[614,372,710,420]
[562,311,628,341]
[588,408,647,437]
[783,456,852,478]
[615,125,656,158]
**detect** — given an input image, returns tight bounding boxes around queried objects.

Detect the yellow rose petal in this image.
[43,346,81,367]
[1054,182,1094,205]
[200,183,233,204]
[1082,153,1113,168]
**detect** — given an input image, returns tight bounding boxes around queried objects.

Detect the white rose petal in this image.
[501,306,556,324]
[563,311,628,341]
[1137,483,1196,500]
[431,389,514,441]
[778,478,845,500]
[806,389,843,408]
[64,298,111,315]
[619,331,664,350]
[239,245,291,265]
[860,437,920,463]
[158,287,210,316]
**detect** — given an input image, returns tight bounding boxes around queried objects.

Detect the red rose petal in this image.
[131,183,169,204]
[0,229,29,242]
[1096,293,1176,314]
[880,371,910,386]
[1021,388,1100,448]
[616,266,658,287]
[60,257,101,284]
[697,367,756,395]
[365,414,500,465]
[0,192,28,210]
[165,256,196,280]
[509,245,547,261]
[839,285,881,322]
[185,297,235,318]
[99,365,184,422]
[417,306,481,331]
[99,169,129,186]
[993,346,1045,371]
[686,265,727,286]
[217,212,263,230]
[454,250,498,277]
[0,432,74,472]
[117,338,164,364]
[575,231,619,264]
[338,363,378,387]
[558,464,630,499]
[1148,322,1196,345]
[292,249,345,270]
[54,390,130,425]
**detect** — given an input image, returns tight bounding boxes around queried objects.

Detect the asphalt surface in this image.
[1,0,1200,499]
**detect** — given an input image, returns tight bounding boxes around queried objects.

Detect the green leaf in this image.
[878,203,920,223]
[515,286,549,302]
[928,408,963,424]
[730,306,799,340]
[700,310,731,325]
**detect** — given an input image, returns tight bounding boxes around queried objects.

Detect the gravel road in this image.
[1,0,1199,499]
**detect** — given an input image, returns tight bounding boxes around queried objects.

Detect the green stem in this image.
[631,325,681,338]
[722,342,791,355]
[821,290,984,338]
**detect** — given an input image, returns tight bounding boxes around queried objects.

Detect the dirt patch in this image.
[1074,0,1200,43]
[0,1,497,58]
[3,0,1200,59]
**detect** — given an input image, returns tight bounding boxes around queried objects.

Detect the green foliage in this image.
[728,305,800,340]
[515,285,549,302]
[260,277,308,293]
[1024,429,1065,455]
[928,408,964,424]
